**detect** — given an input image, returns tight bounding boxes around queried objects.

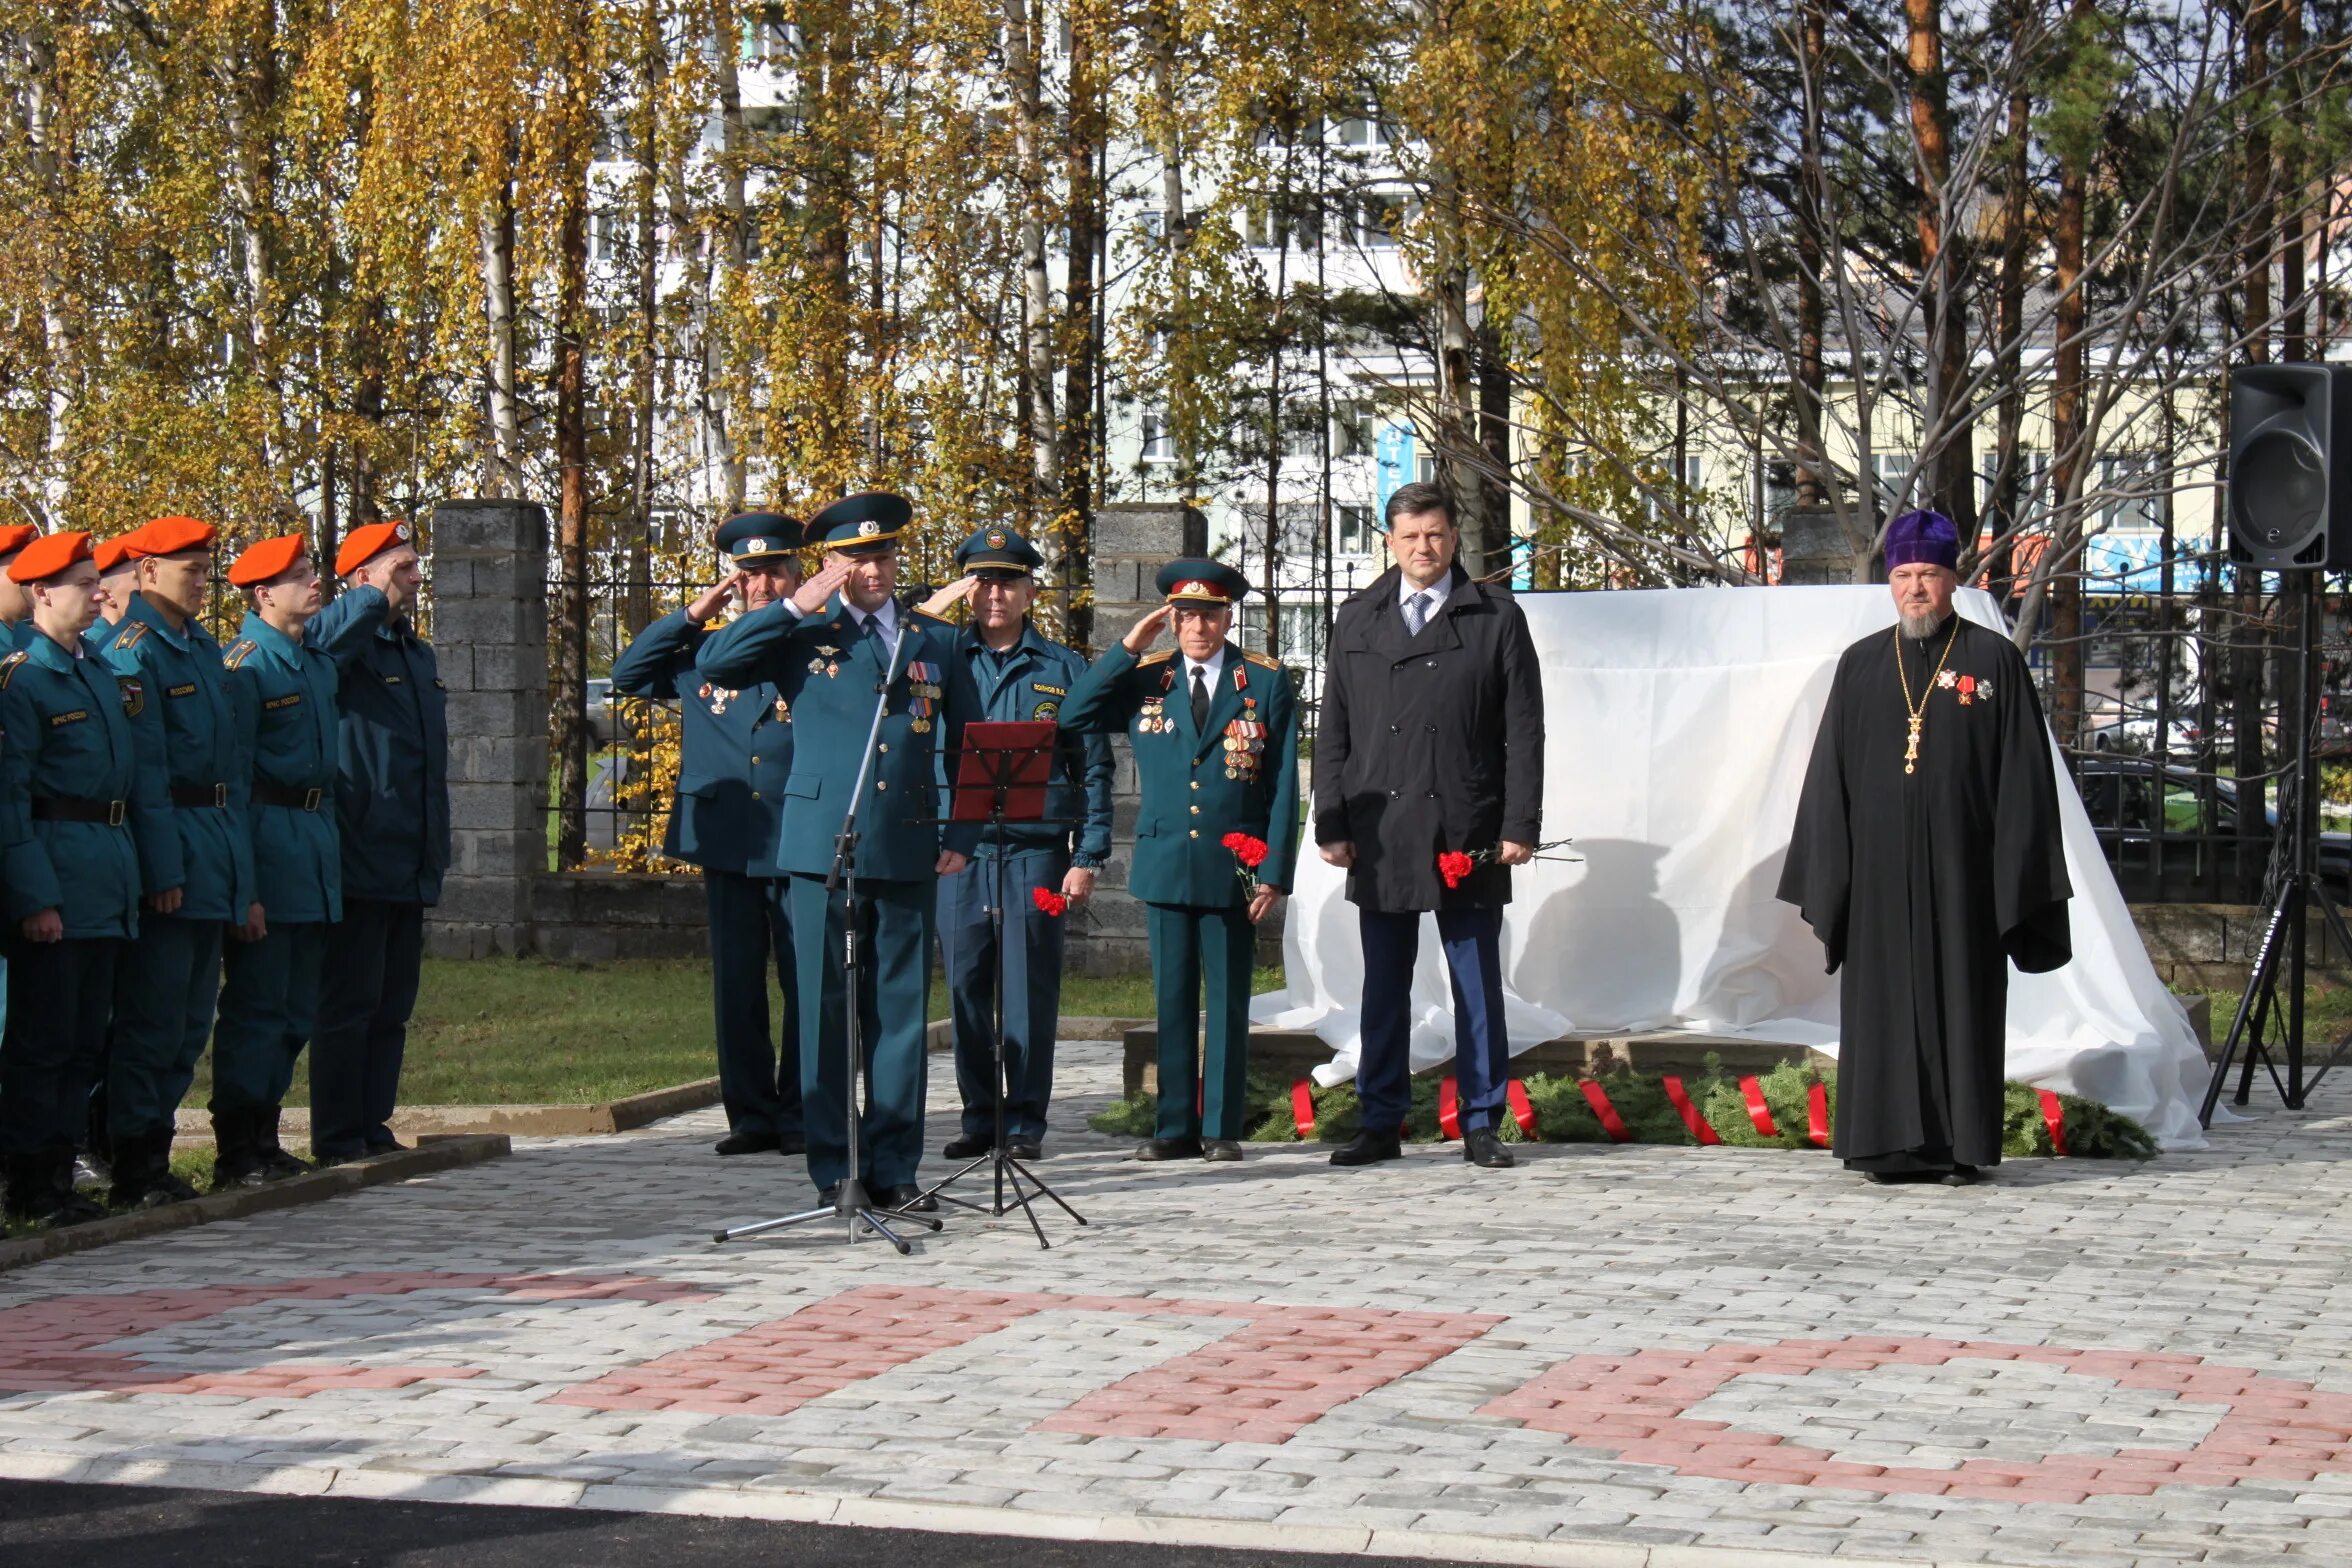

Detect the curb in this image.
[0,1134,511,1275]
[0,1455,2051,1568]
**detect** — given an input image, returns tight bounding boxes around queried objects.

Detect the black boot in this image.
[110,1129,199,1210]
[2,1153,51,1224]
[255,1106,312,1181]
[45,1149,106,1226]
[210,1108,266,1191]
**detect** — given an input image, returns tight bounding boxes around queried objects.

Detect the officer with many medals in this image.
[1059,559,1300,1163]
[611,511,807,1158]
[914,526,1113,1162]
[696,493,981,1213]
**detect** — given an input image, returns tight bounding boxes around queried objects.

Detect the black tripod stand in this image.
[712,617,943,1254]
[917,721,1088,1248]
[2200,574,2352,1124]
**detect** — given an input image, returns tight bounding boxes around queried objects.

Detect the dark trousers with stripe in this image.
[707,869,801,1141]
[1147,902,1255,1142]
[1356,905,1511,1135]
[0,936,122,1158]
[311,899,425,1159]
[789,873,932,1191]
[109,914,225,1140]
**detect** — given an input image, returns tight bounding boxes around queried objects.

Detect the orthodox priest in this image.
[1777,509,2073,1186]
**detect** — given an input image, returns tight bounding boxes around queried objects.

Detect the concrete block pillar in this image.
[424,499,550,958]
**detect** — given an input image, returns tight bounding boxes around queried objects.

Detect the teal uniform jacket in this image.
[611,608,794,876]
[696,598,982,878]
[105,597,253,924]
[0,630,177,939]
[314,596,449,905]
[925,619,1115,866]
[223,590,390,926]
[1060,641,1303,906]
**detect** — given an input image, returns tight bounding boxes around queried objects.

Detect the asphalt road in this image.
[0,1479,1434,1568]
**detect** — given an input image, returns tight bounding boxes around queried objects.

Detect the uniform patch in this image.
[0,651,24,689]
[1244,650,1282,670]
[1138,651,1174,666]
[264,692,303,710]
[225,641,258,669]
[166,683,197,698]
[384,674,403,685]
[117,676,144,717]
[50,708,89,726]
[1034,701,1060,720]
[1031,682,1066,696]
[114,622,149,650]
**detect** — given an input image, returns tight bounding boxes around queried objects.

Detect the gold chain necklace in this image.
[1892,618,1962,776]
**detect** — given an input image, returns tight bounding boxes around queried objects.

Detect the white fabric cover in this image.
[1253,585,2213,1151]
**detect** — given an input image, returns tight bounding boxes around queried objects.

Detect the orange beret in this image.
[226,533,310,587]
[93,534,138,573]
[131,515,216,558]
[0,523,37,559]
[6,530,93,584]
[336,519,415,576]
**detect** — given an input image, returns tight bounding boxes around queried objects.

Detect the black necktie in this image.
[1191,664,1210,731]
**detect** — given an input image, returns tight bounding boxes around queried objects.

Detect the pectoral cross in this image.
[1904,716,1922,775]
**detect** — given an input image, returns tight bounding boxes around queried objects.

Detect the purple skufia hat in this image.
[1885,509,1960,572]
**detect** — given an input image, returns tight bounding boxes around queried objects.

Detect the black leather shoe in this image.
[775,1132,806,1156]
[1863,1170,1940,1185]
[1463,1128,1516,1168]
[714,1130,781,1157]
[1939,1165,1985,1187]
[815,1182,842,1209]
[1005,1137,1044,1161]
[1135,1137,1202,1161]
[1330,1131,1402,1167]
[941,1133,992,1160]
[877,1182,938,1213]
[1200,1139,1243,1162]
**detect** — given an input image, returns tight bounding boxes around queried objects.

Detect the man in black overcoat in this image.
[1313,482,1546,1170]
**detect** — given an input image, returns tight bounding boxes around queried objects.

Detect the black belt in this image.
[171,783,231,809]
[252,782,326,811]
[31,796,126,826]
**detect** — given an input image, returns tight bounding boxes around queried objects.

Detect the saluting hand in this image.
[1247,885,1282,925]
[791,554,853,614]
[918,575,981,619]
[21,908,62,943]
[685,575,741,624]
[1122,604,1173,654]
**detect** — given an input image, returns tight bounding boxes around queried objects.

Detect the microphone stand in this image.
[713,607,942,1254]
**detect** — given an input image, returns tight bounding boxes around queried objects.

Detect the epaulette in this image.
[1138,651,1174,667]
[1243,650,1282,670]
[0,650,23,690]
[224,640,258,670]
[113,621,149,651]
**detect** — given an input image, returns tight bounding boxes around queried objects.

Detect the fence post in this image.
[424,499,551,958]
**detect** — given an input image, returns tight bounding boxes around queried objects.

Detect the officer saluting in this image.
[1059,559,1300,1162]
[0,532,177,1226]
[308,521,449,1164]
[611,511,806,1158]
[916,527,1113,1163]
[101,517,249,1207]
[212,535,388,1186]
[696,492,981,1213]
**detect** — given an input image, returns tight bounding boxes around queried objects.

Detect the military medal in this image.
[1893,621,1962,777]
[774,697,791,722]
[808,657,827,676]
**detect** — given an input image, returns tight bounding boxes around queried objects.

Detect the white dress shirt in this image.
[1399,572,1453,629]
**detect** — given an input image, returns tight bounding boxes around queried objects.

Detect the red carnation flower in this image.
[1221,832,1269,869]
[1031,887,1068,917]
[1438,850,1478,889]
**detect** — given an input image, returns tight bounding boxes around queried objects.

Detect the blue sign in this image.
[1375,423,1414,522]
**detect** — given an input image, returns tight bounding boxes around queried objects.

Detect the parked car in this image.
[2085,716,2205,756]
[587,677,617,746]
[2074,756,2350,902]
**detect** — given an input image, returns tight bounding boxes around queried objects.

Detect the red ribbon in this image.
[1291,1079,1316,1139]
[1806,1082,1830,1148]
[1578,1080,1633,1142]
[1506,1080,1538,1139]
[1437,1077,1461,1140]
[2038,1089,2069,1155]
[1738,1076,1778,1137]
[1662,1075,1722,1145]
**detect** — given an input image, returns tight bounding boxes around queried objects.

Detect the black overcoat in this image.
[1312,565,1546,911]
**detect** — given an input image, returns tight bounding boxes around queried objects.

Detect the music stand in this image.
[917,720,1090,1248]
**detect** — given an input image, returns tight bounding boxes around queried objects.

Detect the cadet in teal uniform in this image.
[0,523,37,1054]
[1059,559,1299,1162]
[0,532,178,1225]
[212,534,388,1187]
[696,492,981,1212]
[308,521,449,1164]
[101,517,249,1207]
[612,511,806,1157]
[914,526,1112,1161]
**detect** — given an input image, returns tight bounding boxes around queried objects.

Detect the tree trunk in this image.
[1006,0,1056,527]
[1056,1,1104,645]
[551,12,595,873]
[2234,0,2278,874]
[2044,0,2093,750]
[711,0,749,510]
[1149,0,1195,498]
[627,0,663,636]
[1906,0,1975,543]
[22,35,75,523]
[1985,38,2032,599]
[1793,0,1827,514]
[479,169,522,497]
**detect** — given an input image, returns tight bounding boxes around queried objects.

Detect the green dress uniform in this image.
[609,511,806,1155]
[1058,561,1301,1150]
[927,526,1114,1153]
[309,586,449,1162]
[0,627,177,1221]
[695,493,981,1200]
[102,594,253,1196]
[212,588,389,1178]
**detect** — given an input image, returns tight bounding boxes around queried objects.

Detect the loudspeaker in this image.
[2229,363,2352,569]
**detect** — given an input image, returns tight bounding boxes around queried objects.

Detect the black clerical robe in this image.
[1778,615,2073,1171]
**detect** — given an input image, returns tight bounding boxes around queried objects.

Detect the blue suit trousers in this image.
[706,868,801,1142]
[789,873,932,1190]
[1356,906,1511,1134]
[939,848,1068,1144]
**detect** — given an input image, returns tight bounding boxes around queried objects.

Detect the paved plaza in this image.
[2,1040,2350,1567]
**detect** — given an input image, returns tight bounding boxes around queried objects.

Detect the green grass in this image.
[177,955,1283,1109]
